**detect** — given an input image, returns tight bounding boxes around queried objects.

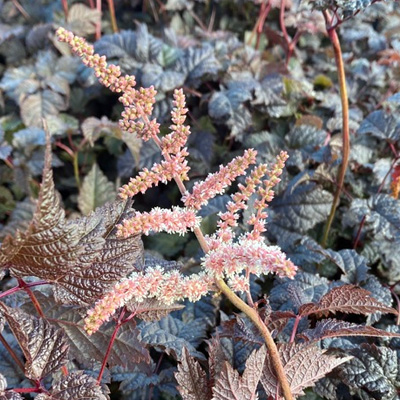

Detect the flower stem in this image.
[289,315,301,343]
[321,11,350,247]
[106,0,118,33]
[214,277,293,400]
[18,279,45,319]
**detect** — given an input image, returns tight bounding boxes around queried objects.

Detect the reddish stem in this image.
[289,315,301,343]
[95,0,102,40]
[12,387,42,394]
[0,281,49,300]
[121,311,137,324]
[18,279,45,319]
[61,0,68,19]
[11,0,30,19]
[106,0,118,33]
[97,308,126,383]
[321,11,350,247]
[353,215,366,249]
[55,141,74,158]
[256,1,272,50]
[280,0,290,48]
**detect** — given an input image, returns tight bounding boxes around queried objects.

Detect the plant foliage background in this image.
[1,0,400,399]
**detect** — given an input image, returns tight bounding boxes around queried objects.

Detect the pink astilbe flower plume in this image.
[58,29,298,336]
[117,207,200,237]
[56,27,158,141]
[183,149,257,210]
[84,268,213,334]
[161,89,191,155]
[119,150,190,199]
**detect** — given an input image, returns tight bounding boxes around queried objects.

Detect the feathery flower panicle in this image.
[84,268,213,334]
[217,163,269,236]
[202,236,296,279]
[161,89,191,155]
[228,275,250,293]
[56,27,158,141]
[117,206,200,237]
[216,151,288,241]
[245,151,288,240]
[119,149,190,199]
[183,149,258,210]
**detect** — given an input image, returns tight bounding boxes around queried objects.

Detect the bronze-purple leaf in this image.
[53,199,144,305]
[34,371,109,400]
[0,140,143,306]
[219,316,263,346]
[300,319,400,341]
[212,346,266,400]
[21,293,150,368]
[299,285,398,317]
[0,144,86,281]
[0,303,69,380]
[175,347,211,400]
[261,343,351,398]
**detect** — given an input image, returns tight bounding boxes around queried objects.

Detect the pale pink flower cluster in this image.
[217,163,269,236]
[84,267,213,334]
[119,150,190,199]
[161,89,191,156]
[228,275,250,293]
[183,149,257,210]
[215,151,288,242]
[246,151,288,240]
[56,28,159,141]
[202,236,297,280]
[116,207,200,237]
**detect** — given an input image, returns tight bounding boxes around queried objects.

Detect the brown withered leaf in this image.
[35,371,109,400]
[261,343,351,398]
[0,303,69,380]
[21,293,150,368]
[299,285,398,318]
[126,298,184,322]
[212,346,266,400]
[175,347,211,400]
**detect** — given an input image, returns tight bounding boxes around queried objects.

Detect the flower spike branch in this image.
[57,27,297,400]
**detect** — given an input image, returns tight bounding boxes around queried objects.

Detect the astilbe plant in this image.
[1,22,400,400]
[54,30,298,395]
